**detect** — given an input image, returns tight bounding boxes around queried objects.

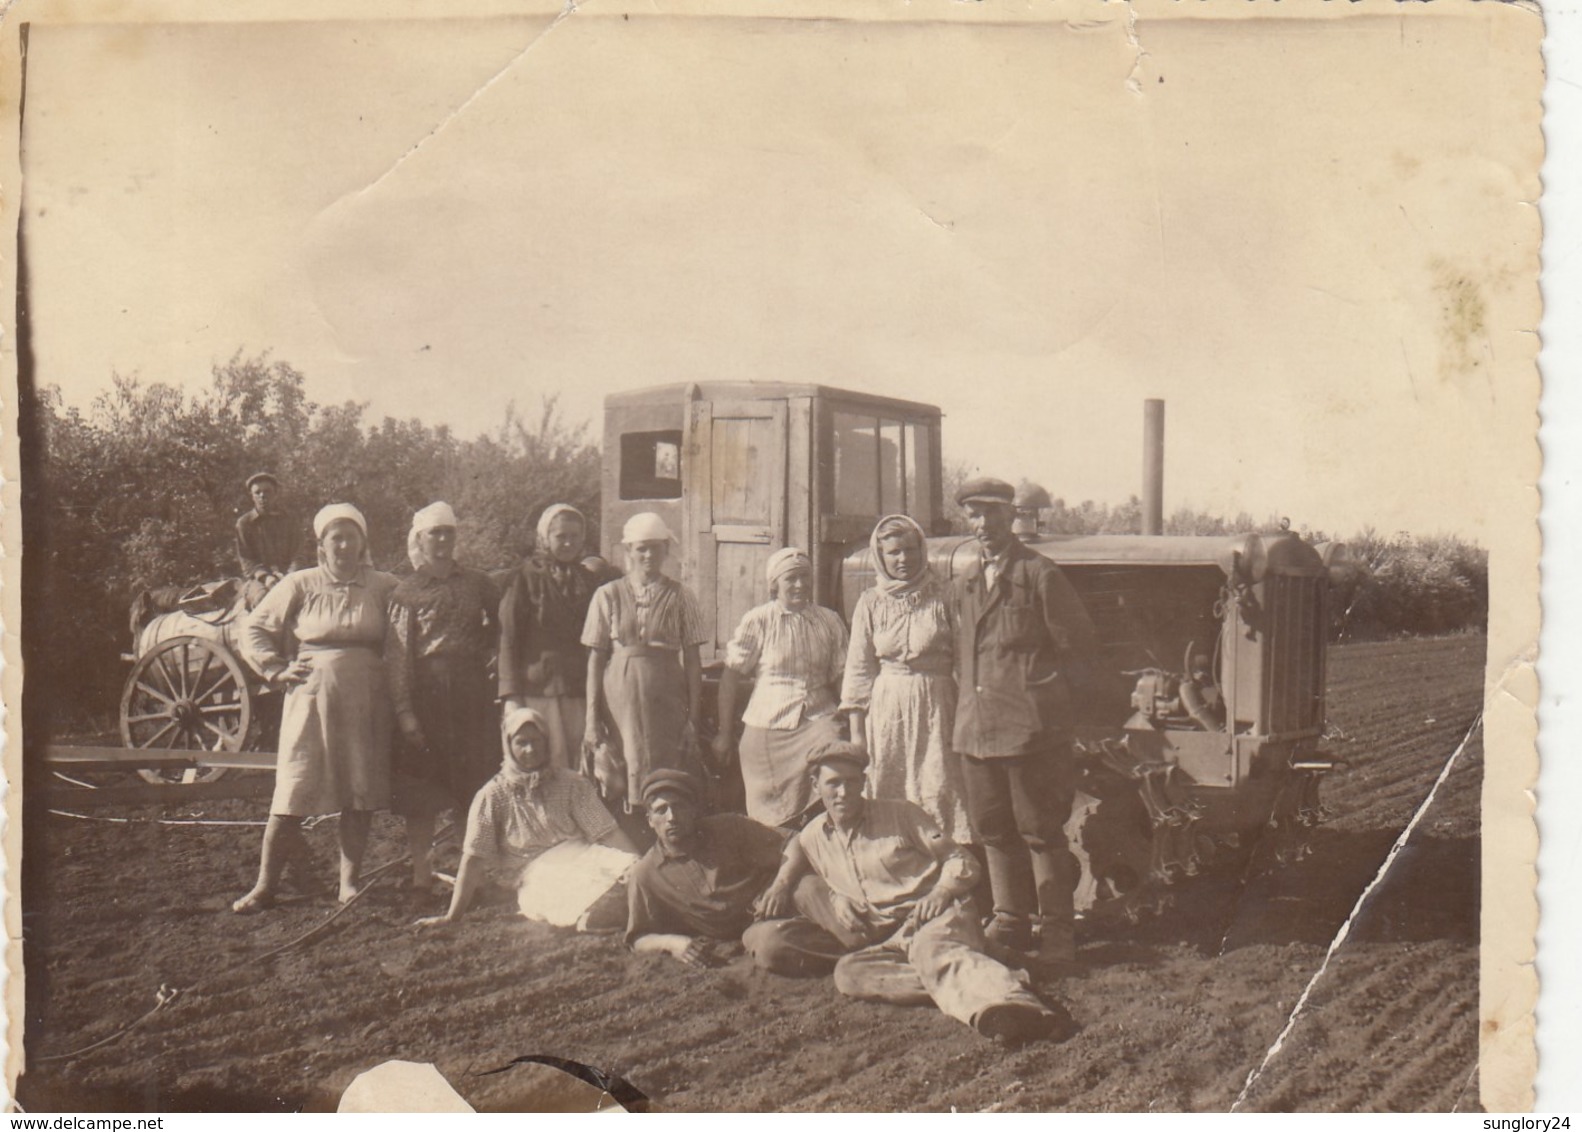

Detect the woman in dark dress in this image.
[497,503,599,771]
[388,501,501,894]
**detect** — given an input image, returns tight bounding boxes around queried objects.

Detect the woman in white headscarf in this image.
[581,512,707,815]
[416,706,636,931]
[387,501,501,898]
[713,547,848,831]
[235,503,400,913]
[497,503,599,770]
[839,514,969,844]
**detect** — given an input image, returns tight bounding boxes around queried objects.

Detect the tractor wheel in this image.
[1066,784,1155,916]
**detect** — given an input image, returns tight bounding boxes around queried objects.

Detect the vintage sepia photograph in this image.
[0,0,1545,1113]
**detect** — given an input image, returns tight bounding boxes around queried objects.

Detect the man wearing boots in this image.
[949,477,1098,974]
[743,742,1067,1046]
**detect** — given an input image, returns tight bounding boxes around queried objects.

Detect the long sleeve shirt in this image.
[797,798,977,930]
[386,564,500,717]
[240,566,399,680]
[497,554,598,700]
[724,601,848,730]
[235,509,310,579]
[462,766,619,882]
[839,578,954,713]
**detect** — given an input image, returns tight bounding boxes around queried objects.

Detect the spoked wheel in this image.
[120,635,252,785]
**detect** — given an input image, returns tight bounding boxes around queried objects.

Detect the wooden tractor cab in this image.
[598,381,944,666]
[601,381,1335,919]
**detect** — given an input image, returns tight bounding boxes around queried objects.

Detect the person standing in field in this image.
[841,514,970,846]
[235,472,311,610]
[498,503,600,770]
[235,502,398,912]
[713,548,848,833]
[581,512,706,814]
[949,477,1098,972]
[387,501,501,899]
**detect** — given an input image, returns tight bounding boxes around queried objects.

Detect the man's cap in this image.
[956,477,1016,508]
[641,769,704,804]
[246,472,280,491]
[806,740,870,773]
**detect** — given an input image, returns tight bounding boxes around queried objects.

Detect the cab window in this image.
[620,430,683,500]
[832,410,936,525]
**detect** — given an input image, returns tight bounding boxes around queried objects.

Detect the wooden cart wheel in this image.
[120,635,252,785]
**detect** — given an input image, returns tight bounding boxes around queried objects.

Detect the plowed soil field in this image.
[14,634,1486,1112]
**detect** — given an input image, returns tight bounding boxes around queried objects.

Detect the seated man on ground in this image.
[625,769,788,968]
[417,707,637,933]
[743,741,1070,1046]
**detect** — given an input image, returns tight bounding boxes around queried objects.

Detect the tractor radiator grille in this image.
[1263,572,1326,734]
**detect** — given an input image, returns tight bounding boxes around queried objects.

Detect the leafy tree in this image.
[26,355,602,730]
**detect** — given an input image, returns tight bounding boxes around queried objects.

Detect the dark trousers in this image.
[960,747,1079,930]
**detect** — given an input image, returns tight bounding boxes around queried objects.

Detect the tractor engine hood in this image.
[840,530,1326,617]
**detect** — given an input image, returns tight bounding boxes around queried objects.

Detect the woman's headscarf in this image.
[870,514,930,598]
[536,503,587,552]
[766,547,812,596]
[622,512,675,545]
[314,502,367,541]
[407,501,458,569]
[500,705,552,785]
[313,503,374,572]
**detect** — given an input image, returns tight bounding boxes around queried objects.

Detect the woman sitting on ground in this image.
[416,707,637,932]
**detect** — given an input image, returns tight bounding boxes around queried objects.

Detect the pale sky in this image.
[19,8,1541,540]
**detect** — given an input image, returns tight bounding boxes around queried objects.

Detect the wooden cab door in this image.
[685,398,789,663]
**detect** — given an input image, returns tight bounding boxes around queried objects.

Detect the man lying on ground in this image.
[416,707,637,932]
[624,769,788,968]
[743,741,1071,1047]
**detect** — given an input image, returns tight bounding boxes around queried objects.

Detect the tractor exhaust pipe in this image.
[1143,399,1165,536]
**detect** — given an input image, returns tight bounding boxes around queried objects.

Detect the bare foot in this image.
[338,882,361,904]
[232,888,276,915]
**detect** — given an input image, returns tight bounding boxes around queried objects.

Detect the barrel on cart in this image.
[120,584,283,785]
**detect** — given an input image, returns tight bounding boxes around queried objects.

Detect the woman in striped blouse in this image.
[713,547,849,833]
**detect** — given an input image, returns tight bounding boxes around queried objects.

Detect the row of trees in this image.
[27,359,1488,732]
[28,354,601,730]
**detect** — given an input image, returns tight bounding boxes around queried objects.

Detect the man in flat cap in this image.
[236,472,311,609]
[950,476,1098,974]
[743,742,1067,1046]
[625,770,788,967]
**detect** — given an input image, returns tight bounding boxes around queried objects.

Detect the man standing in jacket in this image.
[950,477,1098,972]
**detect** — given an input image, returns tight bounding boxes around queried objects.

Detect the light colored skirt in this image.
[271,644,393,816]
[520,694,586,771]
[740,714,842,828]
[604,646,697,800]
[514,839,637,928]
[866,670,972,845]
